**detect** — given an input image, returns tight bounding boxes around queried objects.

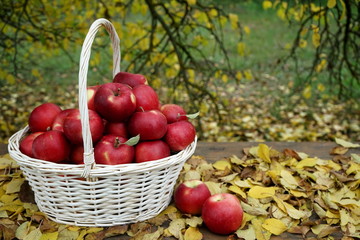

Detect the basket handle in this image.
[78,18,121,177]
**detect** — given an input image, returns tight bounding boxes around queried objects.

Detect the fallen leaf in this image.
[236,226,256,240]
[248,186,278,199]
[330,146,349,155]
[184,227,202,240]
[335,138,360,148]
[213,159,232,171]
[261,218,288,235]
[258,144,271,163]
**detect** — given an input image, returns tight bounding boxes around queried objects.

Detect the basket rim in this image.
[8,125,197,175]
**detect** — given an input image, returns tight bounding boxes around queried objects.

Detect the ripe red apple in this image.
[94,82,136,122]
[135,140,170,163]
[132,85,160,111]
[164,121,196,151]
[28,103,62,132]
[94,135,134,164]
[202,193,244,235]
[63,109,104,145]
[113,72,148,88]
[174,180,211,215]
[69,145,84,164]
[32,130,71,163]
[51,108,77,132]
[104,122,128,138]
[19,132,44,158]
[160,104,188,123]
[87,85,101,111]
[127,110,167,141]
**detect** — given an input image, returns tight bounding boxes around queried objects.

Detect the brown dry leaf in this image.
[283,148,301,160]
[142,227,164,240]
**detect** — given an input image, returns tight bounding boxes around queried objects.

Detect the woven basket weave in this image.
[8,18,197,227]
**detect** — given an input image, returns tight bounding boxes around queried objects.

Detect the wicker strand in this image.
[78,18,121,177]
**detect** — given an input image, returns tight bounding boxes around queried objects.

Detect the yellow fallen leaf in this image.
[228,185,247,199]
[184,227,203,240]
[236,225,256,240]
[258,144,271,163]
[213,159,232,171]
[160,205,178,216]
[296,158,317,169]
[335,138,360,148]
[289,189,308,198]
[185,216,203,227]
[167,218,185,238]
[262,218,288,235]
[280,170,298,189]
[251,217,271,240]
[204,181,223,195]
[40,231,59,240]
[143,227,164,240]
[346,163,360,175]
[6,178,25,194]
[248,186,278,199]
[23,228,42,240]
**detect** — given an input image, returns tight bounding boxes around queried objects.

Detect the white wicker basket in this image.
[8,18,197,227]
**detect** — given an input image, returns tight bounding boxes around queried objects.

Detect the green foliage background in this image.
[0,0,359,143]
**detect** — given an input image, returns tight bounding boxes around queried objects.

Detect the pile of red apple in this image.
[19,72,197,165]
[174,180,244,235]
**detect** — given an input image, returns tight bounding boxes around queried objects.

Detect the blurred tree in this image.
[263,0,360,99]
[0,0,244,138]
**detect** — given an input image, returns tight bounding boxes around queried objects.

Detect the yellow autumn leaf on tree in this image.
[248,186,278,198]
[263,0,272,10]
[229,13,239,29]
[327,0,337,8]
[187,0,196,5]
[312,32,321,48]
[258,144,271,163]
[262,218,288,235]
[184,227,203,240]
[237,42,246,56]
[302,85,312,99]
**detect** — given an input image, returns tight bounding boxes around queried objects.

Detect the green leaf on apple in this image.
[125,135,140,146]
[186,111,200,119]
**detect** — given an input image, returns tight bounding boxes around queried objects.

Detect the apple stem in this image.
[139,106,145,112]
[114,137,121,148]
[115,88,121,96]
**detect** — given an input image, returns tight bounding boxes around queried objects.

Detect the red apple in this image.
[51,108,77,132]
[135,140,170,163]
[202,193,244,235]
[94,82,136,122]
[19,132,44,158]
[174,180,211,215]
[63,109,104,145]
[69,145,84,164]
[164,121,196,152]
[28,103,62,132]
[132,85,160,111]
[94,135,134,164]
[87,85,101,111]
[160,104,188,123]
[104,122,128,138]
[127,110,167,141]
[32,130,71,163]
[113,72,148,88]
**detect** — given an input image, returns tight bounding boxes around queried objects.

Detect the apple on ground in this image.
[113,72,148,88]
[87,85,101,111]
[28,103,62,132]
[164,120,196,151]
[32,130,71,163]
[19,132,44,158]
[51,108,77,132]
[63,109,104,145]
[160,104,188,123]
[94,82,137,122]
[127,110,167,141]
[202,193,244,235]
[104,122,128,138]
[174,179,211,215]
[132,85,160,111]
[135,140,170,163]
[94,135,135,165]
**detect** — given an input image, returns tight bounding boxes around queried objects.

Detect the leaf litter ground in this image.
[0,139,359,240]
